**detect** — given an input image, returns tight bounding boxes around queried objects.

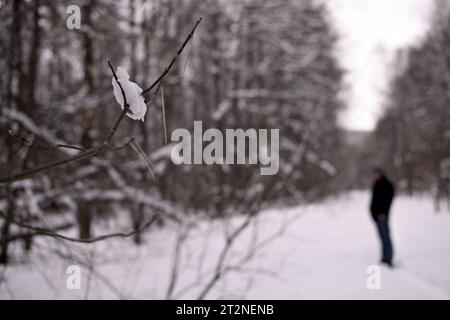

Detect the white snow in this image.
[1,191,449,299]
[112,67,147,121]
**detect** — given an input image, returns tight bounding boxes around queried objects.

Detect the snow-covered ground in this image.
[1,191,449,300]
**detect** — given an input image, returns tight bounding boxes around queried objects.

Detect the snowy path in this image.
[1,191,449,299]
[235,192,450,299]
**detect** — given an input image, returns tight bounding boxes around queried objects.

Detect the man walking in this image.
[370,167,395,267]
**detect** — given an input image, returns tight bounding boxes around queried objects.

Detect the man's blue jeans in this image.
[375,216,393,264]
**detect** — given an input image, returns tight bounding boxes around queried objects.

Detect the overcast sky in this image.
[326,0,433,131]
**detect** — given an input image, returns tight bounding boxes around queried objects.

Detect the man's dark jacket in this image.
[370,175,395,221]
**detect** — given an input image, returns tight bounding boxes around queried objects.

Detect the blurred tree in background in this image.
[0,0,344,263]
[374,0,450,210]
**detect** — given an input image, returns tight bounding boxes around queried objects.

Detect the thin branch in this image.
[181,37,194,79]
[105,60,131,144]
[103,108,129,145]
[141,17,202,95]
[129,139,156,180]
[173,223,213,299]
[0,60,129,184]
[161,85,168,144]
[1,17,200,185]
[9,130,86,152]
[0,211,158,244]
[111,137,135,151]
[83,246,96,300]
[108,60,129,108]
[196,188,265,300]
[177,208,295,299]
[46,246,127,299]
[197,210,258,300]
[5,222,73,243]
[166,225,191,299]
[0,148,99,184]
[145,80,162,107]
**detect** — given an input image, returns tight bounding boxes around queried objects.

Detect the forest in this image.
[0,0,449,299]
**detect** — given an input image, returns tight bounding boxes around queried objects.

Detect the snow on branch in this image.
[0,18,202,185]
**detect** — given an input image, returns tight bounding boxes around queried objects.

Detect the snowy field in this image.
[1,191,449,300]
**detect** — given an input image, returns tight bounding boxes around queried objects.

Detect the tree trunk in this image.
[77,203,92,240]
[77,0,96,240]
[0,191,16,264]
[26,0,42,110]
[132,205,144,245]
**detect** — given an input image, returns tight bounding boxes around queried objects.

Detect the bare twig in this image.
[0,60,129,184]
[83,245,96,300]
[175,209,298,299]
[0,148,99,184]
[173,223,213,299]
[9,130,86,152]
[166,224,192,299]
[129,139,156,180]
[0,211,158,244]
[145,80,162,108]
[5,222,73,243]
[111,137,135,151]
[161,85,168,144]
[197,210,258,300]
[108,60,129,108]
[46,246,128,299]
[142,17,202,95]
[181,37,194,79]
[0,18,202,185]
[106,60,131,143]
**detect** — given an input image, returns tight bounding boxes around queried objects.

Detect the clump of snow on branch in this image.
[112,67,147,121]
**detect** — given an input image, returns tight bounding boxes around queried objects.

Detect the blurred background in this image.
[0,0,449,299]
